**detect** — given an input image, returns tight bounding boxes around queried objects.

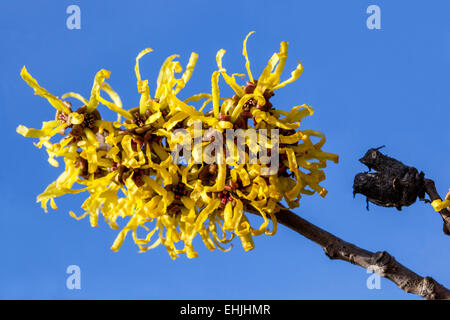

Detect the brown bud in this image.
[241,111,252,119]
[244,81,256,94]
[208,163,218,175]
[91,109,102,121]
[143,130,153,142]
[263,90,274,100]
[70,124,83,137]
[75,105,87,114]
[219,113,231,121]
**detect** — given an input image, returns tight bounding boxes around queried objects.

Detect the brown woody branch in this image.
[245,204,450,300]
[424,179,450,235]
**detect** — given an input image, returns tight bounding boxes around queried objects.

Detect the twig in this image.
[245,204,450,300]
[424,179,450,235]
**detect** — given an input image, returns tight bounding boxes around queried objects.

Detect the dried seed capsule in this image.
[354,148,426,211]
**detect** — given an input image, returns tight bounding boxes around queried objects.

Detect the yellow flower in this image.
[18,34,337,259]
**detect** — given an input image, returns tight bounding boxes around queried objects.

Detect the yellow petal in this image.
[20,66,71,114]
[86,69,111,112]
[431,199,450,212]
[272,60,303,91]
[62,92,89,105]
[211,71,220,118]
[97,95,133,120]
[242,31,255,82]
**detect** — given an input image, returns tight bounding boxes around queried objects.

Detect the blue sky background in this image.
[0,0,449,299]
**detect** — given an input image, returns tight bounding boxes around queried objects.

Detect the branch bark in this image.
[245,204,450,300]
[424,179,450,235]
